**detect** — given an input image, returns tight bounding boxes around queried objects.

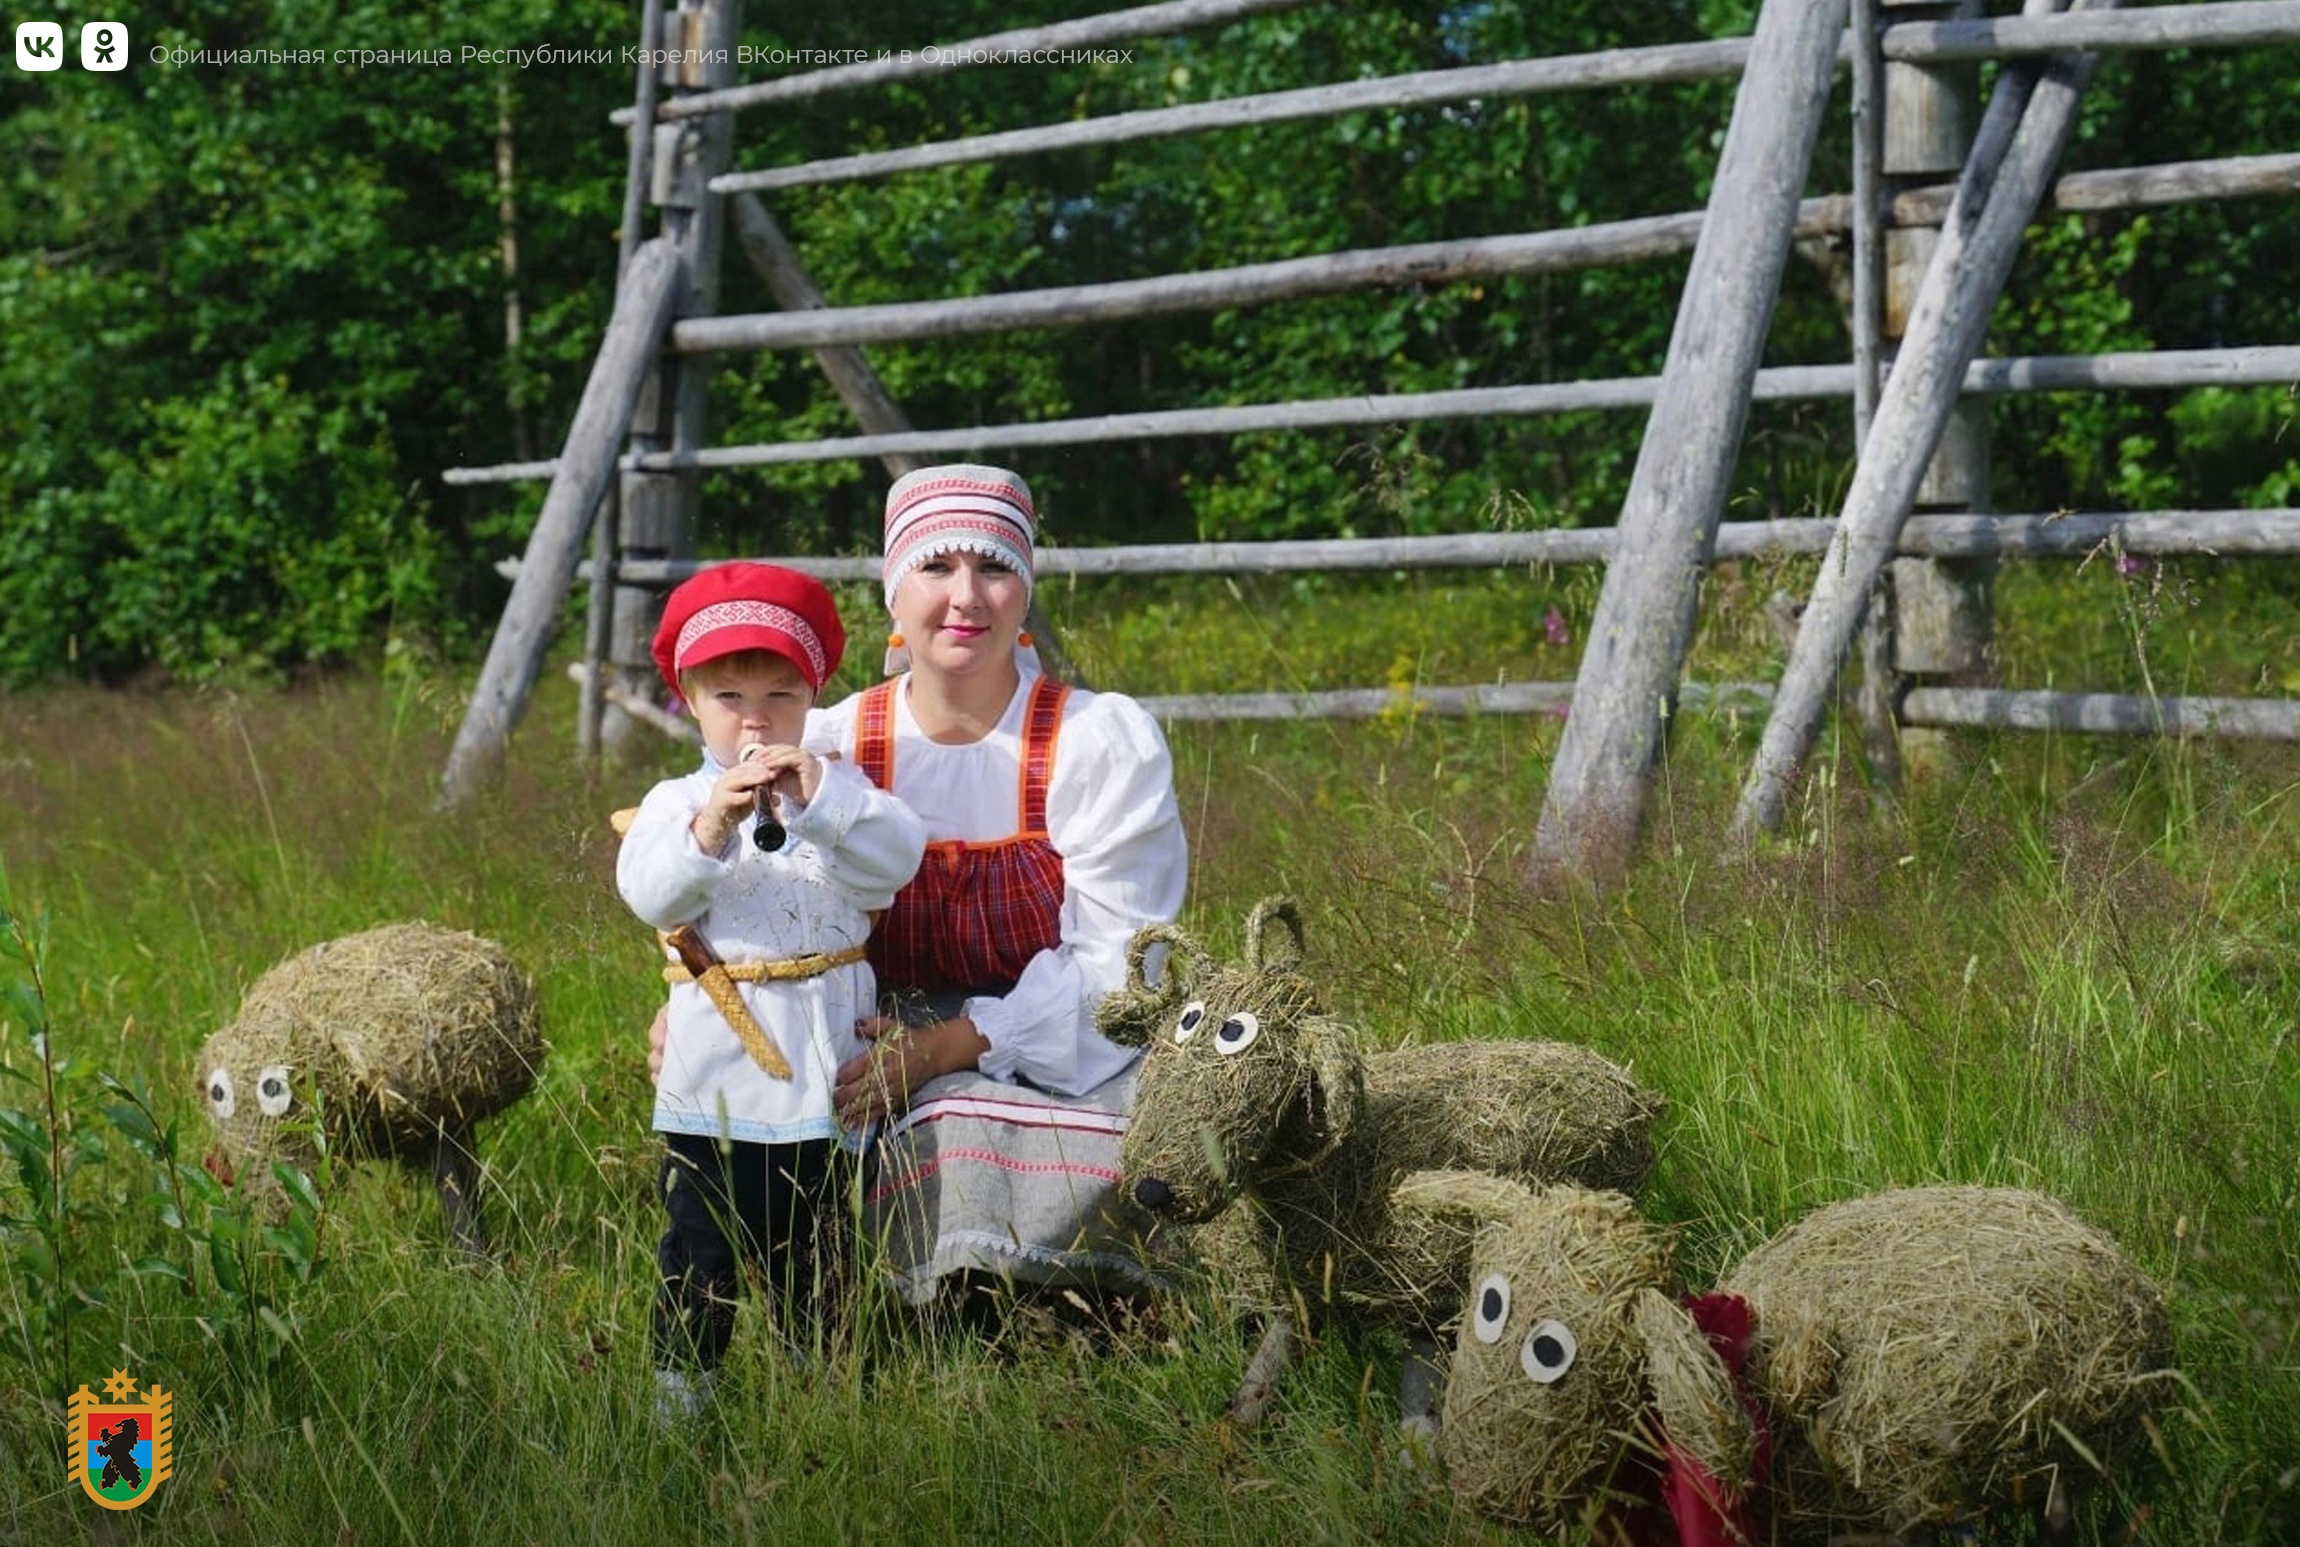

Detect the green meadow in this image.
[3,559,2297,1543]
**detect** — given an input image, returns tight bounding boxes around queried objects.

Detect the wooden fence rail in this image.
[614,0,1318,124]
[712,3,2300,195]
[504,508,2300,589]
[440,0,2300,846]
[1901,689,2300,740]
[447,343,2300,486]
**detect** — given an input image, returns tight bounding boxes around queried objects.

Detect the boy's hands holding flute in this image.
[689,742,820,856]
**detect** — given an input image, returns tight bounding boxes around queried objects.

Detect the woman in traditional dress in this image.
[653,462,1189,1304]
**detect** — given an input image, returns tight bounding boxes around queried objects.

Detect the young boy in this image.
[617,562,924,1419]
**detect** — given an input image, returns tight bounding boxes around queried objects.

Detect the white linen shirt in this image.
[619,755,925,1144]
[809,668,1188,1096]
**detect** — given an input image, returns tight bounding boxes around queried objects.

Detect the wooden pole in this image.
[1877,0,1996,791]
[706,4,2300,193]
[1849,0,1902,797]
[581,0,666,761]
[677,152,2300,356]
[674,216,1720,355]
[606,0,743,759]
[1733,0,2118,842]
[714,42,1761,194]
[1900,687,2300,740]
[727,192,1088,687]
[730,193,929,482]
[1136,679,1774,723]
[448,342,2300,485]
[548,509,2300,588]
[440,236,683,806]
[1885,0,2300,62]
[1528,0,1852,888]
[615,0,1320,124]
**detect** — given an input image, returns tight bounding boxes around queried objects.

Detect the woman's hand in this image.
[834,1015,988,1128]
[646,1003,669,1078]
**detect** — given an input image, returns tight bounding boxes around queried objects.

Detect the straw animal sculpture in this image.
[1435,1181,2175,1542]
[1101,896,1661,1424]
[197,921,544,1254]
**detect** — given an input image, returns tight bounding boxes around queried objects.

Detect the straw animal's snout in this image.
[196,1020,326,1171]
[1440,1186,1671,1528]
[1119,965,1327,1222]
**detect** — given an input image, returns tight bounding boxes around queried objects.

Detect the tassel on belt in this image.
[659,937,868,1080]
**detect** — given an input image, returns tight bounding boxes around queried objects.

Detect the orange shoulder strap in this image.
[1018,677,1069,836]
[854,680,898,790]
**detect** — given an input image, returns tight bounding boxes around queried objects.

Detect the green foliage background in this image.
[4,0,2299,685]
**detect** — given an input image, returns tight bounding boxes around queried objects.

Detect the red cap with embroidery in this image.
[651,562,846,696]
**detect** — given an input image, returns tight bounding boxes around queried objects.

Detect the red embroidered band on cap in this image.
[675,599,828,687]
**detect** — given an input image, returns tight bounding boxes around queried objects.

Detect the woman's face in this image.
[891,549,1029,680]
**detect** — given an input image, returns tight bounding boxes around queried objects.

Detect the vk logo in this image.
[17,21,63,70]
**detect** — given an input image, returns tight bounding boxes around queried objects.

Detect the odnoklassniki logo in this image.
[68,1369,173,1510]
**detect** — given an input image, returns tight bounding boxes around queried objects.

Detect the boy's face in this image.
[681,650,814,765]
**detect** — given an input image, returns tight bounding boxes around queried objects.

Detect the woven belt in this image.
[661,941,868,986]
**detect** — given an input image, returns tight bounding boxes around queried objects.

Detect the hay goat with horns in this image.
[1436,1180,2176,1542]
[197,922,545,1253]
[1100,896,1661,1425]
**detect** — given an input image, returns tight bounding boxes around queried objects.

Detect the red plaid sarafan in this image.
[855,676,1069,993]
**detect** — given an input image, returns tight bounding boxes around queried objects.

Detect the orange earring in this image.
[887,631,905,650]
[1018,631,1034,646]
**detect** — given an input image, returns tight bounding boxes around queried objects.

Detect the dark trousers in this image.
[652,1131,851,1371]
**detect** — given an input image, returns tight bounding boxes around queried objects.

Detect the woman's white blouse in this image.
[810,669,1188,1096]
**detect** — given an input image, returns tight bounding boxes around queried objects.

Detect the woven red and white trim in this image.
[674,598,828,685]
[882,465,1037,605]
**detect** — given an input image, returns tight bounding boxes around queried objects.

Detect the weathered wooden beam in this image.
[1897,509,2300,556]
[537,509,2300,587]
[615,0,1318,124]
[729,192,924,479]
[1849,0,1898,794]
[568,660,693,742]
[677,144,2300,358]
[726,190,1088,687]
[446,342,2300,485]
[1137,679,1775,723]
[1529,0,1852,887]
[673,217,1712,355]
[1887,0,2300,62]
[1879,149,2300,224]
[714,42,1759,195]
[711,5,2300,195]
[582,0,666,759]
[440,236,683,807]
[1900,687,2300,739]
[605,0,744,761]
[1734,0,2118,843]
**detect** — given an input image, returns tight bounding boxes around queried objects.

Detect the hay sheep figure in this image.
[1438,1181,2175,1542]
[1101,897,1661,1427]
[198,921,544,1254]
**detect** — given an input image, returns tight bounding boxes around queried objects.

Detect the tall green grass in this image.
[2,563,2296,1542]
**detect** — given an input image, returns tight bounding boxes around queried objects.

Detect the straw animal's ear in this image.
[1244,895,1305,971]
[1095,924,1207,1046]
[1633,1287,1756,1491]
[1389,1169,1540,1237]
[1298,1019,1366,1157]
[609,807,639,839]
